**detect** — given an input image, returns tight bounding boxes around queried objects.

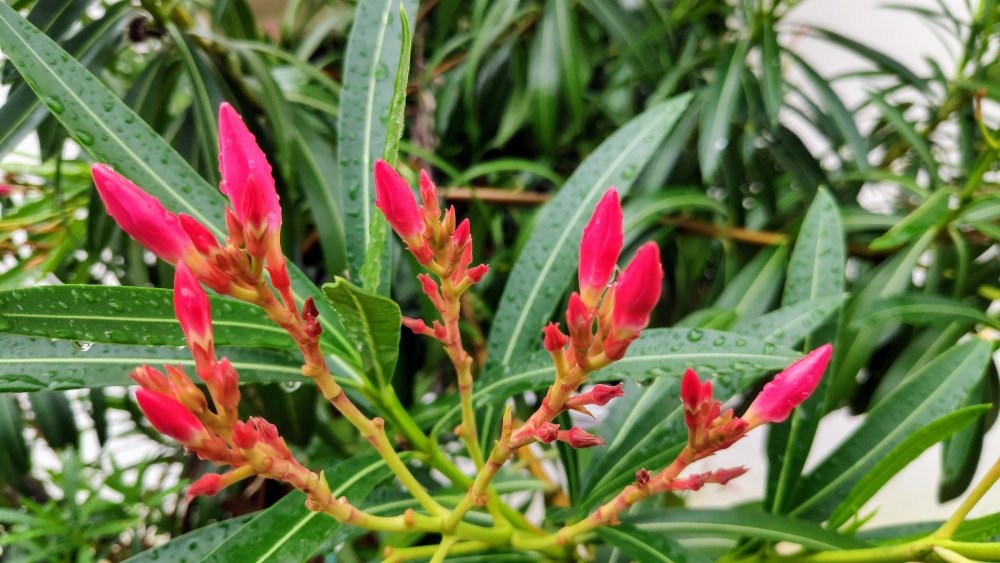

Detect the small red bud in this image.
[135,389,205,444]
[467,264,489,283]
[558,427,605,449]
[178,213,221,256]
[542,322,570,352]
[188,473,223,498]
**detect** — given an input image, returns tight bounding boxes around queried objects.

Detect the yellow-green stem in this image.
[935,456,1000,538]
[384,540,492,562]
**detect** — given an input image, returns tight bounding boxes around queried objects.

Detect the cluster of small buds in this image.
[680,368,749,454]
[91,103,299,317]
[131,264,311,500]
[522,422,606,449]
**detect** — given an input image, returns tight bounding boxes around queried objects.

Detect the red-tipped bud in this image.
[232,420,258,449]
[419,170,441,219]
[566,292,594,347]
[91,164,194,264]
[302,296,319,320]
[188,473,223,498]
[135,389,205,444]
[566,383,624,410]
[408,240,435,265]
[174,262,213,350]
[452,219,471,249]
[579,189,623,307]
[214,358,241,412]
[130,365,172,396]
[218,103,281,232]
[744,344,832,426]
[603,243,663,360]
[402,317,433,336]
[265,252,291,294]
[708,466,748,485]
[179,213,221,256]
[442,206,456,236]
[557,427,605,449]
[531,422,560,444]
[542,322,570,352]
[467,264,489,283]
[374,159,423,240]
[636,468,651,487]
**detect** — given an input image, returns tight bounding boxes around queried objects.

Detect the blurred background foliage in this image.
[0,0,998,561]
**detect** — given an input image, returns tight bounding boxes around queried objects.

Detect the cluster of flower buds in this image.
[131,263,311,500]
[544,188,665,373]
[91,103,297,314]
[521,422,607,449]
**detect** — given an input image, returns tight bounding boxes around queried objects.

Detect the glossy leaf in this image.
[791,338,992,520]
[0,395,29,492]
[127,515,253,563]
[848,293,997,329]
[338,0,417,281]
[486,93,692,373]
[596,524,712,563]
[733,295,844,347]
[868,188,951,250]
[828,405,989,528]
[713,245,788,319]
[26,392,77,449]
[322,278,401,388]
[0,335,336,392]
[699,40,749,176]
[759,14,783,126]
[201,456,392,563]
[0,286,294,349]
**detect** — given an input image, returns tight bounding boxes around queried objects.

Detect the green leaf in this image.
[869,189,951,250]
[0,286,294,349]
[733,295,844,347]
[0,394,30,492]
[789,53,870,171]
[201,455,393,563]
[699,40,749,176]
[338,0,417,281]
[791,338,992,520]
[126,515,253,563]
[713,245,788,319]
[322,278,401,388]
[486,93,692,373]
[625,508,866,550]
[759,14,783,126]
[868,93,940,184]
[828,404,989,528]
[596,524,712,563]
[808,27,929,93]
[0,335,330,392]
[848,294,997,329]
[0,1,355,365]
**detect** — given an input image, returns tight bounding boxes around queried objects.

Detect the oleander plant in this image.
[0,0,998,562]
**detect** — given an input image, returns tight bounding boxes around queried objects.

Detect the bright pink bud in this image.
[135,388,204,444]
[302,296,319,320]
[419,169,441,219]
[708,466,748,485]
[232,420,257,449]
[417,274,443,309]
[452,219,471,249]
[91,164,194,263]
[225,207,246,247]
[542,322,570,352]
[173,262,213,348]
[215,358,241,412]
[744,344,832,426]
[558,427,605,449]
[681,368,714,429]
[374,159,423,240]
[610,242,663,334]
[178,213,220,256]
[0,184,12,197]
[188,473,223,498]
[566,292,594,348]
[217,103,281,231]
[531,422,560,444]
[402,317,433,336]
[467,264,489,283]
[579,189,623,307]
[589,383,624,406]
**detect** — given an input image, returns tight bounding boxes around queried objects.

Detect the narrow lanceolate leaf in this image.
[868,93,940,184]
[201,456,392,563]
[597,524,712,563]
[849,293,998,329]
[0,3,355,364]
[0,395,30,492]
[698,40,749,177]
[713,245,788,319]
[869,189,951,250]
[427,328,797,433]
[767,188,845,514]
[733,295,844,347]
[0,286,294,349]
[486,94,692,373]
[322,278,401,388]
[360,3,413,294]
[338,0,417,281]
[126,516,253,563]
[791,339,992,520]
[625,509,865,551]
[291,114,346,276]
[759,14,783,126]
[0,334,337,392]
[828,405,989,529]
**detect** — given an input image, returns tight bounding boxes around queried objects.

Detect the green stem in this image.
[935,456,1000,538]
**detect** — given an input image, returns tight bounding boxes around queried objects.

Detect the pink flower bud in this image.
[188,473,223,498]
[135,388,205,444]
[402,317,433,336]
[452,219,471,249]
[467,264,489,283]
[130,365,172,396]
[0,184,12,197]
[417,274,443,308]
[558,427,605,449]
[374,159,423,240]
[214,358,241,412]
[302,296,319,320]
[744,344,832,426]
[542,322,569,352]
[707,466,748,485]
[232,420,258,449]
[566,292,594,347]
[173,262,213,350]
[610,242,662,334]
[218,103,281,232]
[225,207,246,247]
[579,189,623,307]
[588,383,625,406]
[681,368,714,430]
[178,213,220,256]
[531,422,560,443]
[91,164,194,263]
[419,169,441,219]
